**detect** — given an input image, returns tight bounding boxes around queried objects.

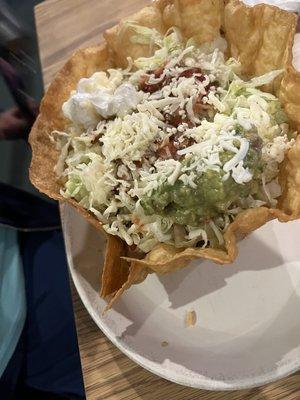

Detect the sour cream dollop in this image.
[62,72,139,127]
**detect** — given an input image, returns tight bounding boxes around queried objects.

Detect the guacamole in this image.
[141,169,260,226]
[141,130,263,226]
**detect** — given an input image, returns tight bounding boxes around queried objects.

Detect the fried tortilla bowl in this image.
[29,0,300,311]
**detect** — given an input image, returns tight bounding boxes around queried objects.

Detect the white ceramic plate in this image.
[62,203,300,390]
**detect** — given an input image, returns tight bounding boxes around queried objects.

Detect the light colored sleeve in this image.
[0,227,26,378]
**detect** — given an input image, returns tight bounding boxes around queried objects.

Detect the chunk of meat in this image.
[152,64,165,78]
[178,67,205,82]
[139,75,161,93]
[164,108,194,128]
[157,135,179,160]
[193,91,214,116]
[157,134,195,160]
[175,136,196,149]
[133,160,142,168]
[164,111,183,128]
[139,64,169,93]
[206,81,219,91]
[193,100,213,114]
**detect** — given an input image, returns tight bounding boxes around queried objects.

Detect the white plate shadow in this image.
[62,203,300,390]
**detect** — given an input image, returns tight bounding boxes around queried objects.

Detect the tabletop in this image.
[34,1,300,399]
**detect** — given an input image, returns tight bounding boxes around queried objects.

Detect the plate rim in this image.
[61,203,300,391]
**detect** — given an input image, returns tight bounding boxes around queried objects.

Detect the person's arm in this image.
[0,107,31,140]
[0,1,38,141]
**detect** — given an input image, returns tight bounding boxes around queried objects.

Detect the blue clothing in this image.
[0,227,26,378]
[1,230,85,399]
[0,182,61,231]
[20,230,85,397]
[0,182,60,381]
[0,183,85,399]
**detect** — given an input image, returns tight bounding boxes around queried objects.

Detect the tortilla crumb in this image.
[161,341,169,347]
[186,310,197,327]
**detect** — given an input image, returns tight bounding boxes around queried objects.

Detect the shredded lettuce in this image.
[64,175,88,203]
[133,26,184,70]
[248,69,284,88]
[195,35,227,54]
[127,22,163,46]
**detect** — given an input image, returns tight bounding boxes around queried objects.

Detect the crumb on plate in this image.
[186,310,197,327]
